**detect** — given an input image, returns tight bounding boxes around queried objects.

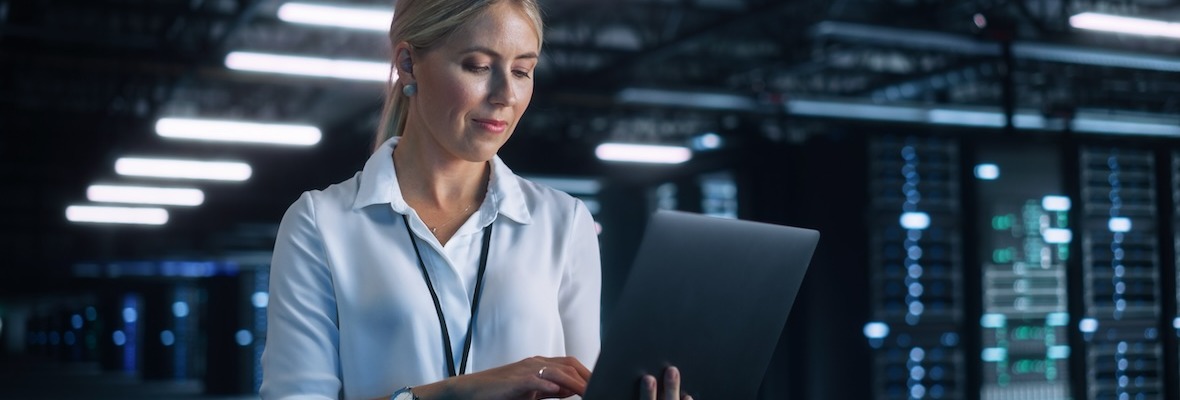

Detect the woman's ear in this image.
[394,42,415,81]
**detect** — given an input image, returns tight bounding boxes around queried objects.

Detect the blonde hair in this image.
[374,0,544,150]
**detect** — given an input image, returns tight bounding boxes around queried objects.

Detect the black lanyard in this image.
[401,214,493,377]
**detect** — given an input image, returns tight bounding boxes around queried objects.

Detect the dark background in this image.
[2,0,1179,398]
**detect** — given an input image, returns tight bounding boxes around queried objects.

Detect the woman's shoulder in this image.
[515,176,581,208]
[282,172,364,218]
[510,176,596,226]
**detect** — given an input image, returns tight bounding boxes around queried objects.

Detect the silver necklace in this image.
[429,203,476,234]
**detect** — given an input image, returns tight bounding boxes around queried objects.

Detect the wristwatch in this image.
[391,386,419,400]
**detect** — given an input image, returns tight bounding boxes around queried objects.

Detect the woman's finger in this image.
[561,356,593,382]
[638,374,657,400]
[537,363,588,396]
[663,366,681,400]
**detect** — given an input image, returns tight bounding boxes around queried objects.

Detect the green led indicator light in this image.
[993,248,1014,264]
[992,214,1014,230]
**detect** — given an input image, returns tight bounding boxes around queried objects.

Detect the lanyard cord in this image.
[401,214,493,377]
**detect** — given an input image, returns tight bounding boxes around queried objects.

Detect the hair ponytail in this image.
[374,78,411,150]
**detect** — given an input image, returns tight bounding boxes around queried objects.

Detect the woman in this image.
[260,0,688,399]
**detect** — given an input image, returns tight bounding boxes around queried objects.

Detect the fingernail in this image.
[645,375,657,389]
[669,366,679,380]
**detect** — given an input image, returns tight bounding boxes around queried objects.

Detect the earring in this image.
[402,83,417,97]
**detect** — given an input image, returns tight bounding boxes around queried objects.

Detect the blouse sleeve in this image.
[261,192,343,399]
[558,199,603,370]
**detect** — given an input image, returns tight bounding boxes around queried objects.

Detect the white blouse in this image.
[261,137,602,400]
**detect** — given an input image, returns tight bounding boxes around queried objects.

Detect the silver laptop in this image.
[584,210,819,400]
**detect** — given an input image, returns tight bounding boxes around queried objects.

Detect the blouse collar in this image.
[352,136,533,225]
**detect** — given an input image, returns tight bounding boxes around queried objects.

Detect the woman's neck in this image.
[392,132,489,209]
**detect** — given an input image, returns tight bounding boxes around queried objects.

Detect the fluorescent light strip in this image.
[617,88,757,111]
[87,184,205,206]
[524,176,602,195]
[928,109,1006,127]
[1072,118,1180,136]
[66,205,169,225]
[156,118,322,146]
[1070,12,1180,40]
[115,157,252,181]
[1013,42,1180,72]
[786,98,1178,137]
[788,100,926,123]
[788,99,1047,129]
[225,51,390,82]
[595,143,692,164]
[277,2,393,32]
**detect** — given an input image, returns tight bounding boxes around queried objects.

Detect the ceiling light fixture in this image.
[87,184,205,206]
[617,88,758,111]
[1070,12,1180,40]
[225,51,390,82]
[277,2,393,32]
[156,117,322,146]
[787,99,1048,129]
[595,143,692,164]
[115,157,253,182]
[66,205,169,225]
[523,176,602,195]
[786,98,1180,136]
[1071,116,1180,136]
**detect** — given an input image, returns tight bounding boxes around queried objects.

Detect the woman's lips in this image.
[473,119,508,133]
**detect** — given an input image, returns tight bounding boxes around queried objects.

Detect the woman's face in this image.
[403,2,540,163]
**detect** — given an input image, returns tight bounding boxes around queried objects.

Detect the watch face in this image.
[392,388,416,400]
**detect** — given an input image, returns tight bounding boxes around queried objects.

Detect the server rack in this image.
[973,142,1073,400]
[868,135,966,400]
[1078,147,1165,400]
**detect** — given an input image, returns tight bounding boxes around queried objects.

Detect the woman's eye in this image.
[513,70,532,78]
[464,64,490,73]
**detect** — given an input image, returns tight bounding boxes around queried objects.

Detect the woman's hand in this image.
[411,356,591,400]
[640,366,692,400]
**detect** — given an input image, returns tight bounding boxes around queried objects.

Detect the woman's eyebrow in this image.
[461,46,538,60]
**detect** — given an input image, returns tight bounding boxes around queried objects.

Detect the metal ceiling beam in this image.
[552,0,808,88]
[812,21,1180,73]
[148,0,268,120]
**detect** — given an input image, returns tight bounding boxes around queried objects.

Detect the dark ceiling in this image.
[2,0,1179,292]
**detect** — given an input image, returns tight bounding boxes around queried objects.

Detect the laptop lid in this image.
[584,210,819,400]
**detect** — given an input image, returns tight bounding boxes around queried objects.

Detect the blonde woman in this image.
[260,1,687,399]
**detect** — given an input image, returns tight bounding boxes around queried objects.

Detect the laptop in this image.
[584,210,819,400]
